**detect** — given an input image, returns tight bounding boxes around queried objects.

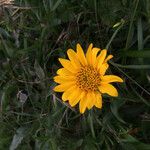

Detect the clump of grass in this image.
[0,0,150,149]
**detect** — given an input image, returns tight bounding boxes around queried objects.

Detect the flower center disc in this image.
[76,66,101,92]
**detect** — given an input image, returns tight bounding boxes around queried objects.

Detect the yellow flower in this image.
[53,43,123,114]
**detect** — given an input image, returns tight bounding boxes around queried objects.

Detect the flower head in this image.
[54,43,123,114]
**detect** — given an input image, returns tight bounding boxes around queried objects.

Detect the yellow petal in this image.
[86,43,93,65]
[67,49,81,68]
[98,84,118,97]
[101,75,123,83]
[95,92,102,108]
[98,54,112,75]
[53,82,75,92]
[79,94,88,114]
[54,75,75,84]
[87,92,95,110]
[59,58,78,73]
[76,43,87,66]
[104,55,113,63]
[91,48,100,67]
[97,49,107,69]
[62,85,77,101]
[57,68,74,76]
[99,63,109,76]
[69,89,85,107]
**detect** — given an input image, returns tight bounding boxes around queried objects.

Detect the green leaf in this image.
[34,60,45,79]
[0,27,11,38]
[51,0,63,11]
[120,134,150,150]
[9,127,28,150]
[123,50,150,58]
[88,113,96,138]
[137,18,143,50]
[125,0,139,49]
[1,84,16,112]
[110,98,126,123]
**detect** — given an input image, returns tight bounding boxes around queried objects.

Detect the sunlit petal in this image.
[76,43,87,66]
[99,63,109,75]
[86,43,93,65]
[69,90,85,107]
[95,92,102,108]
[62,85,77,101]
[59,58,78,73]
[92,47,100,67]
[98,84,118,97]
[54,82,75,92]
[104,55,113,63]
[87,92,96,109]
[67,49,81,68]
[79,94,88,114]
[54,75,75,84]
[101,75,123,83]
[97,49,107,69]
[57,68,73,76]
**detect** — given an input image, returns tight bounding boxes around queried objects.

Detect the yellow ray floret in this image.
[53,43,123,114]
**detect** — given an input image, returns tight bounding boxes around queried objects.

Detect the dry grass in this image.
[0,0,14,5]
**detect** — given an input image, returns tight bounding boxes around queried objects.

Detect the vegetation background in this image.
[0,0,150,149]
